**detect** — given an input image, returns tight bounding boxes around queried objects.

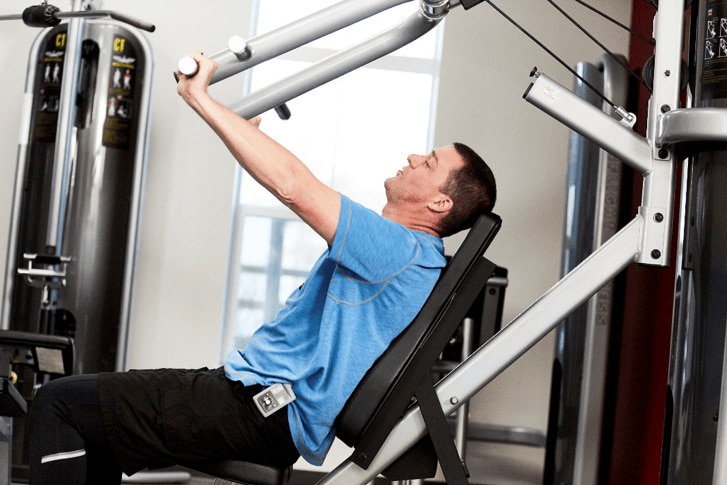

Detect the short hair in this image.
[436,142,497,237]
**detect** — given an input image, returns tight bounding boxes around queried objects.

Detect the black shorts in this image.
[98,367,300,475]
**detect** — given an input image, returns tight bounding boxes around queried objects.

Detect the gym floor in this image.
[118,439,544,485]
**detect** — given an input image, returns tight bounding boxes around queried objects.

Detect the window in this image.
[220,0,444,359]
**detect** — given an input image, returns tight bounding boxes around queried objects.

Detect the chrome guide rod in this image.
[318,218,643,484]
[230,10,442,119]
[46,0,86,251]
[572,54,628,485]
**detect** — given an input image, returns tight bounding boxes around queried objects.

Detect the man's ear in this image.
[427,193,453,214]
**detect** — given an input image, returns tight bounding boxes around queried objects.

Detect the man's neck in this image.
[382,204,441,237]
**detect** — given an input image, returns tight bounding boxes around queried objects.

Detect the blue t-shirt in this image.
[225,194,446,464]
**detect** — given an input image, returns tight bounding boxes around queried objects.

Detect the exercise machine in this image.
[0,1,154,480]
[173,0,727,483]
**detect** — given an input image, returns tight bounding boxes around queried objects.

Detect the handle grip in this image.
[22,4,61,27]
[177,56,199,76]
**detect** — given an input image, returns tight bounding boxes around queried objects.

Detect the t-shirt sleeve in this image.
[328,194,421,282]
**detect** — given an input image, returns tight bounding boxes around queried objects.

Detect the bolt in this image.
[654,213,664,223]
[651,249,662,260]
[665,70,671,77]
[658,148,669,159]
[661,104,671,113]
[450,396,459,405]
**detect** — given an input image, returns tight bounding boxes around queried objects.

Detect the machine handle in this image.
[58,10,156,32]
[176,35,252,77]
[177,55,199,77]
[21,4,61,27]
[0,4,156,32]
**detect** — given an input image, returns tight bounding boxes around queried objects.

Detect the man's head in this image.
[383,142,496,237]
[436,142,497,237]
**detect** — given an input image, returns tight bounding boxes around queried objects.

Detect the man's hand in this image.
[176,52,217,112]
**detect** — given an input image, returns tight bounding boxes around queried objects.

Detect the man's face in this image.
[384,145,463,206]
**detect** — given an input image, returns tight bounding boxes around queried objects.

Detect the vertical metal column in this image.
[544,55,628,485]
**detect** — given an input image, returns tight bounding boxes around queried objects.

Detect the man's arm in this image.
[177,52,341,245]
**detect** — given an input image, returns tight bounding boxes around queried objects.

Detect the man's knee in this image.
[31,374,98,422]
[31,376,69,423]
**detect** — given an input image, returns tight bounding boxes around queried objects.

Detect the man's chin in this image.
[383,179,394,199]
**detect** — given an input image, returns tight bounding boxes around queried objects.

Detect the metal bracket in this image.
[17,254,72,288]
[656,107,727,147]
[421,0,450,20]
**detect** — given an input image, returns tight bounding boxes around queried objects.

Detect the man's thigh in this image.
[99,367,298,473]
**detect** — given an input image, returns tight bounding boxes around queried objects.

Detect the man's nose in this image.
[408,154,423,167]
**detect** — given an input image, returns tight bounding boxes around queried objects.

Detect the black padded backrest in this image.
[335,212,501,452]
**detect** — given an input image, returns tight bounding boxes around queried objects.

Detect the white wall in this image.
[0,0,632,482]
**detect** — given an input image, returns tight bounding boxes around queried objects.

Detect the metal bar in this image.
[0,7,155,31]
[203,0,413,85]
[525,70,675,267]
[230,10,441,118]
[415,379,469,485]
[571,54,628,485]
[524,72,652,174]
[657,108,727,146]
[454,317,473,455]
[439,217,641,414]
[56,10,155,32]
[319,217,643,484]
[634,0,684,268]
[461,422,545,447]
[114,23,155,372]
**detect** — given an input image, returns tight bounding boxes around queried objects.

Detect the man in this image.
[28,53,497,484]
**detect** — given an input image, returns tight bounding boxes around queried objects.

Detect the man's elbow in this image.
[275,180,307,210]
